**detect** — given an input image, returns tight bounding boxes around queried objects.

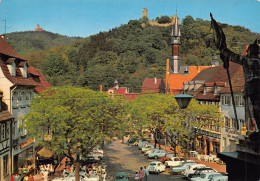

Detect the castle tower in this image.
[143,8,148,18]
[170,13,181,73]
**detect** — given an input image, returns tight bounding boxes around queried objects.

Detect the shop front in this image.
[13,139,35,175]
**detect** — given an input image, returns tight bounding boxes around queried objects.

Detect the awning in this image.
[37,147,53,158]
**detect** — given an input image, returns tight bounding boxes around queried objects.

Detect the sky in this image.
[0,0,259,37]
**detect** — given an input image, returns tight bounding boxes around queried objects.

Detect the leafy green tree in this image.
[42,51,65,77]
[157,16,171,24]
[24,87,126,181]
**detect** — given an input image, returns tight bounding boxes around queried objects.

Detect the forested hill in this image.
[10,16,260,93]
[5,31,82,55]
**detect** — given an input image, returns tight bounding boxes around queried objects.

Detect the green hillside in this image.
[5,31,82,55]
[11,16,260,93]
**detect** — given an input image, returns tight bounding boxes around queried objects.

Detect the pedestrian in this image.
[42,171,48,181]
[139,167,143,181]
[28,174,34,181]
[23,174,29,181]
[134,172,139,181]
[143,166,149,180]
[10,173,14,181]
[14,173,21,181]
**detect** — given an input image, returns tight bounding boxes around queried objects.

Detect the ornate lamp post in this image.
[173,94,193,109]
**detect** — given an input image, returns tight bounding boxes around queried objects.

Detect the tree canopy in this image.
[24,86,126,181]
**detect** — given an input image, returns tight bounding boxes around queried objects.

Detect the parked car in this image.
[160,153,175,163]
[170,161,197,174]
[148,149,167,159]
[141,144,155,152]
[144,148,158,155]
[148,161,166,174]
[164,156,185,167]
[113,172,129,181]
[190,172,223,181]
[87,152,103,160]
[208,175,228,181]
[188,167,216,180]
[139,143,153,150]
[138,141,149,148]
[183,164,207,178]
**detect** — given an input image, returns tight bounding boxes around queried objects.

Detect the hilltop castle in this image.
[142,8,179,27]
[35,24,44,31]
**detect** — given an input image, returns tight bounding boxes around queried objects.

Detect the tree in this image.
[163,99,222,159]
[128,94,178,148]
[157,16,171,24]
[24,86,126,181]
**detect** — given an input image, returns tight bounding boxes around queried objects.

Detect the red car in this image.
[160,153,175,163]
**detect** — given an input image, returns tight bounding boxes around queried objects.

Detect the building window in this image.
[224,116,229,131]
[1,123,6,141]
[235,95,244,106]
[3,155,8,175]
[232,118,238,131]
[12,92,18,108]
[21,92,25,107]
[12,61,16,77]
[212,142,220,154]
[222,95,231,105]
[23,64,27,78]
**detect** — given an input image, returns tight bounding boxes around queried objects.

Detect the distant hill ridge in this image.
[4,31,82,55]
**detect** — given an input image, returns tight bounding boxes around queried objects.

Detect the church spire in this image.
[170,11,181,73]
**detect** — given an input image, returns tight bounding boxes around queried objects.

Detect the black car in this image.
[188,167,216,180]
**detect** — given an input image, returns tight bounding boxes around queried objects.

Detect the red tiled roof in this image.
[0,39,50,91]
[205,82,214,87]
[219,66,244,94]
[0,110,14,122]
[167,66,211,94]
[0,37,25,60]
[195,62,242,101]
[0,58,39,86]
[142,78,165,93]
[106,87,128,95]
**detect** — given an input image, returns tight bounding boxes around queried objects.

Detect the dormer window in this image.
[214,85,218,95]
[203,86,207,95]
[19,61,28,78]
[12,61,16,76]
[6,58,16,77]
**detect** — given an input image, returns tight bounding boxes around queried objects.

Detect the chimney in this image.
[100,85,102,92]
[197,66,200,73]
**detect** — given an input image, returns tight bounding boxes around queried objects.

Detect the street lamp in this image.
[173,94,194,109]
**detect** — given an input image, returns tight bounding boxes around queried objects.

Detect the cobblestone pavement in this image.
[103,139,186,181]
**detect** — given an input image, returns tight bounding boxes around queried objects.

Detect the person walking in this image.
[14,173,21,181]
[10,173,14,181]
[139,167,143,181]
[143,166,149,180]
[28,174,34,181]
[134,172,139,181]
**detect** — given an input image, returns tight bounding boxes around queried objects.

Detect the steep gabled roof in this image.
[0,110,14,122]
[0,58,39,86]
[142,78,165,93]
[0,37,25,60]
[195,62,242,101]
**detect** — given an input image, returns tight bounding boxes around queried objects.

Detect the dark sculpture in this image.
[210,13,260,141]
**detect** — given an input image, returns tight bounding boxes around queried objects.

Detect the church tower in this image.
[171,12,181,73]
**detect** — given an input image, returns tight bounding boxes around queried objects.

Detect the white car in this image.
[148,161,166,174]
[141,145,155,152]
[164,157,185,167]
[190,172,223,181]
[183,164,206,178]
